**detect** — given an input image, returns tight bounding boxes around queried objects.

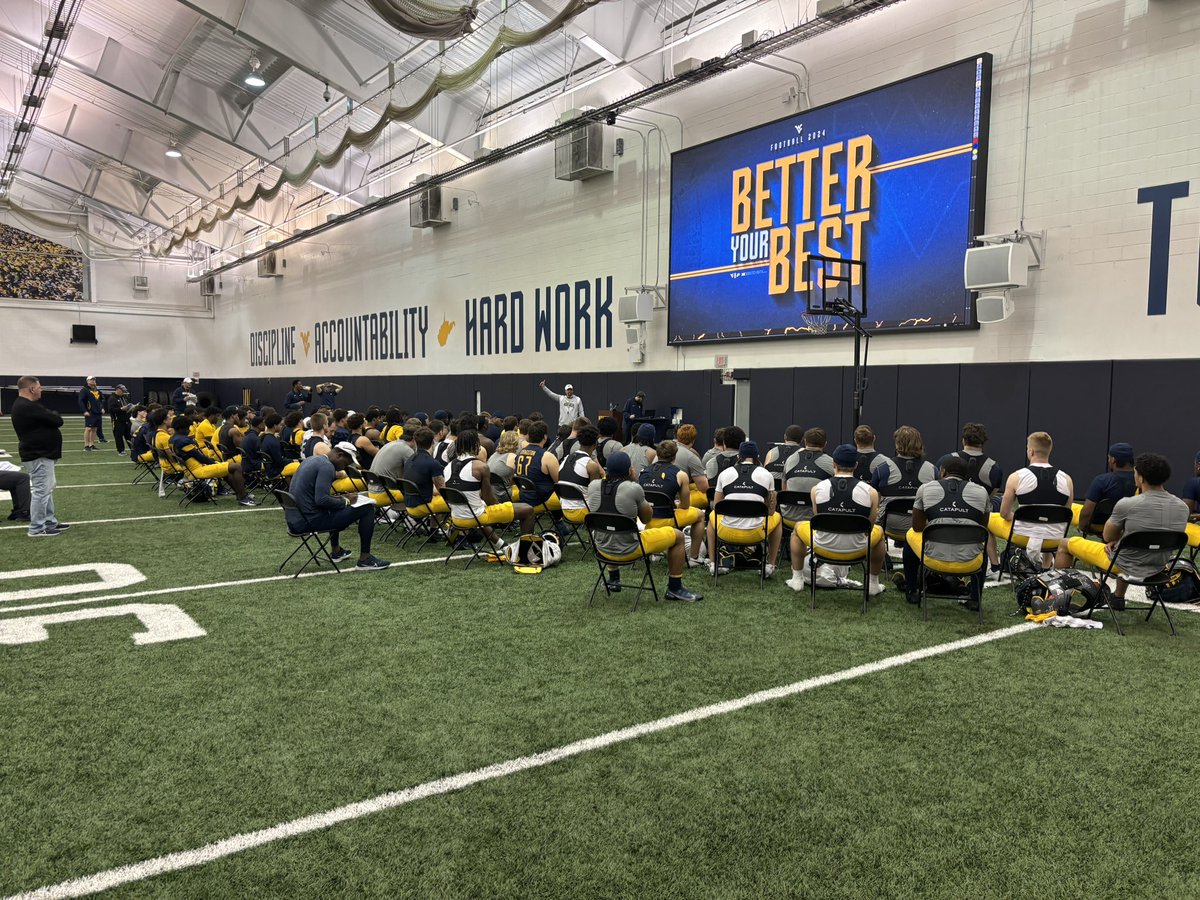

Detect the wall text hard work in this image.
[463,275,615,357]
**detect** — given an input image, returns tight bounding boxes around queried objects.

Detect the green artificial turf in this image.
[2,419,1197,898]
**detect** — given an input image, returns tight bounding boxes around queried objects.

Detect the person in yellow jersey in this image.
[167,416,257,506]
[380,408,405,444]
[194,407,223,459]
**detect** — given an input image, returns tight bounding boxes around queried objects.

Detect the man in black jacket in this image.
[106,384,134,456]
[11,376,70,537]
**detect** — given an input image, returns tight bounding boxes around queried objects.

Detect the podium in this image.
[629,416,670,441]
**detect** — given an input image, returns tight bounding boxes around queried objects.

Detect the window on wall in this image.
[0,223,87,302]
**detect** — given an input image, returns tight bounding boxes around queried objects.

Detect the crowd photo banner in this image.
[668,54,992,344]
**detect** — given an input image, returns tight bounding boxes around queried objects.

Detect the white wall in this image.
[10,0,1199,380]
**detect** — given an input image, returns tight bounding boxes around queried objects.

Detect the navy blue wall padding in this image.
[750,369,794,448]
[956,363,1030,479]
[895,364,960,463]
[1110,359,1199,492]
[1027,361,1113,490]
[790,366,846,445]
[858,364,899,448]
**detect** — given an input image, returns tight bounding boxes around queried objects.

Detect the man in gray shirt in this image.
[1056,452,1188,602]
[585,451,702,602]
[539,380,585,427]
[371,433,415,483]
[904,456,991,609]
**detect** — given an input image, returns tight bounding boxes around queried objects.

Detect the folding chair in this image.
[553,481,592,555]
[710,498,770,589]
[1001,504,1073,594]
[1097,530,1188,636]
[806,512,874,614]
[1079,497,1118,540]
[177,464,218,508]
[362,472,403,543]
[490,471,514,502]
[130,452,156,485]
[273,489,343,578]
[397,477,450,549]
[584,512,660,612]
[777,490,811,566]
[915,522,989,625]
[514,475,555,533]
[439,486,498,568]
[248,450,287,505]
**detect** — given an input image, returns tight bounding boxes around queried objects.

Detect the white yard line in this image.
[9,622,1039,899]
[0,556,448,613]
[0,506,280,531]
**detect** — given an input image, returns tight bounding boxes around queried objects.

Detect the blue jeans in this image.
[27,457,58,534]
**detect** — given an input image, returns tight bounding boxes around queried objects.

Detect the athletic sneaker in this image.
[665,585,704,602]
[51,522,70,531]
[764,564,776,579]
[28,528,61,537]
[356,555,391,570]
[99,438,109,443]
[868,582,886,597]
[604,576,622,593]
[238,496,259,507]
[329,548,353,563]
[708,561,731,576]
[959,597,981,612]
[686,555,707,569]
[786,573,807,592]
[837,576,864,589]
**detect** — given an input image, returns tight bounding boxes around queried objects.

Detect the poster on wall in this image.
[0,223,87,302]
[667,54,991,344]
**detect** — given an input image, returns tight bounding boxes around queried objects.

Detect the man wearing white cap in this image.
[171,377,196,413]
[538,379,585,427]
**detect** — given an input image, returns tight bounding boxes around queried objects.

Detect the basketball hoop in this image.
[801,312,834,335]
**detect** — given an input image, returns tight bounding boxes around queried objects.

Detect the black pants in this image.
[902,544,982,602]
[0,470,32,517]
[302,504,375,555]
[111,417,133,454]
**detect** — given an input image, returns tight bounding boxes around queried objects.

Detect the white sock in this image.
[869,574,880,588]
[792,569,804,580]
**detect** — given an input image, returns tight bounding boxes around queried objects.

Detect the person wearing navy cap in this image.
[790,443,886,594]
[1073,441,1137,536]
[585,450,703,601]
[708,440,782,577]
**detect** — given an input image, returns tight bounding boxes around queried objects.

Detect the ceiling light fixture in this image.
[244,57,267,88]
[165,138,182,159]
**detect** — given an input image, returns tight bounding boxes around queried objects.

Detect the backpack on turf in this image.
[1145,558,1200,605]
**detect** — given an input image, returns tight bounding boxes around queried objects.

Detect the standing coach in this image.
[11,376,70,537]
[539,380,585,427]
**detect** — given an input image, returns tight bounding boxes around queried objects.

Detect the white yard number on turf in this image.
[0,563,146,603]
[0,604,206,646]
[0,563,206,647]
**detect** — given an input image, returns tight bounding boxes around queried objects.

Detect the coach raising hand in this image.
[539,380,585,427]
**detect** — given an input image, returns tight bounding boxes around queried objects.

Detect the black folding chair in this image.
[1080,497,1118,539]
[777,490,811,566]
[553,481,592,555]
[879,496,916,575]
[130,450,156,485]
[177,464,218,508]
[273,489,343,578]
[584,512,660,612]
[439,486,498,568]
[916,522,989,624]
[806,512,874,614]
[711,498,770,589]
[1001,504,1073,594]
[514,475,555,533]
[1099,530,1188,636]
[397,477,449,549]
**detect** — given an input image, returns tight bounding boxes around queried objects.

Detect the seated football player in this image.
[705,425,743,484]
[1055,453,1187,604]
[558,424,603,525]
[131,410,156,464]
[345,414,380,467]
[596,416,624,469]
[168,416,257,506]
[514,421,562,512]
[239,416,264,480]
[0,461,31,522]
[216,406,245,463]
[673,424,709,508]
[402,427,450,518]
[708,440,782,578]
[789,444,887,595]
[260,414,287,481]
[381,408,405,444]
[639,439,704,563]
[488,430,521,493]
[1072,442,1136,534]
[1182,451,1200,549]
[937,422,1005,572]
[285,446,389,570]
[701,427,725,470]
[194,407,223,458]
[586,451,703,602]
[904,455,991,609]
[330,440,370,493]
[873,425,938,539]
[330,409,352,445]
[369,423,414,487]
[152,409,184,483]
[780,427,835,528]
[989,431,1074,566]
[622,423,658,479]
[444,428,537,560]
[852,425,887,482]
[763,425,805,480]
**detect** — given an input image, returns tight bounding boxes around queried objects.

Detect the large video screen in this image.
[668,54,991,344]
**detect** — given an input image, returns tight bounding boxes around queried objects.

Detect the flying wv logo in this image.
[793,124,804,134]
